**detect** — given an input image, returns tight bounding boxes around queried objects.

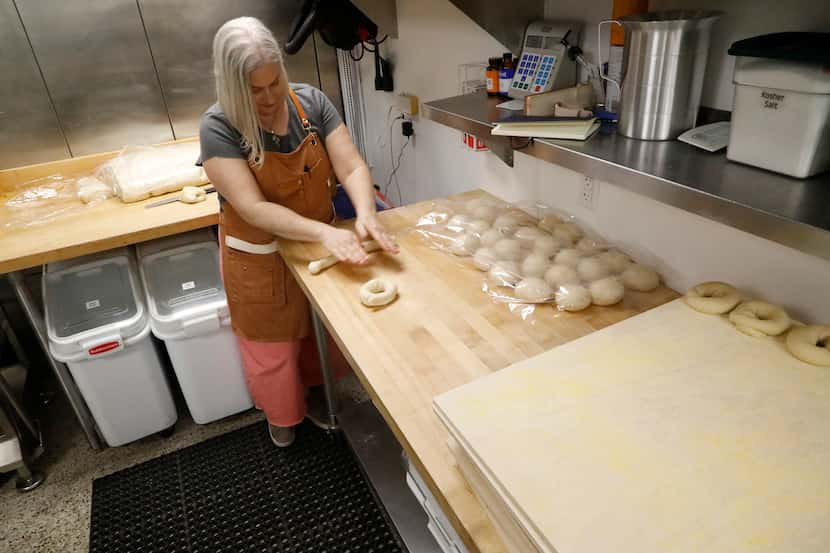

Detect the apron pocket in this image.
[224,249,286,306]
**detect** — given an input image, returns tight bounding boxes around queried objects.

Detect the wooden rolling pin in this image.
[308,240,381,275]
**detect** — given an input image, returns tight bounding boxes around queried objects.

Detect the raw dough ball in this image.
[786,325,830,366]
[555,284,592,312]
[622,264,660,292]
[472,205,498,223]
[180,186,206,204]
[533,235,563,258]
[493,238,523,262]
[504,208,536,226]
[576,237,603,255]
[468,219,491,234]
[359,278,398,307]
[598,249,632,274]
[684,282,741,315]
[488,261,521,286]
[729,301,791,337]
[554,248,583,268]
[480,228,505,247]
[521,253,551,278]
[464,198,489,215]
[515,278,554,303]
[538,214,562,233]
[449,232,480,256]
[493,213,522,234]
[552,222,583,245]
[514,226,548,245]
[544,264,581,289]
[448,214,473,230]
[589,277,625,306]
[473,247,499,271]
[577,257,611,281]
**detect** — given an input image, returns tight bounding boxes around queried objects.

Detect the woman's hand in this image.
[355,214,400,254]
[321,226,369,265]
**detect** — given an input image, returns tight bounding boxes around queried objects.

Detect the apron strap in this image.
[288,88,313,133]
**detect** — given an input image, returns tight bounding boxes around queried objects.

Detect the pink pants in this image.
[237,333,349,427]
[219,230,349,426]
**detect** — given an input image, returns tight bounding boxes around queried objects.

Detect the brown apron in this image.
[220,89,335,342]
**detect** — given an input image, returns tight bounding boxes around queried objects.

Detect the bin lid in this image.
[139,241,226,325]
[44,253,141,340]
[729,33,830,65]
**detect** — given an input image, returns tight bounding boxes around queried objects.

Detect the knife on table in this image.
[144,186,216,209]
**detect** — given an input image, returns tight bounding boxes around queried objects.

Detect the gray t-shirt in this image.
[198,82,342,163]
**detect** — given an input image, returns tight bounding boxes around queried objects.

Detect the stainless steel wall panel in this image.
[0,0,69,169]
[16,0,173,156]
[138,0,324,138]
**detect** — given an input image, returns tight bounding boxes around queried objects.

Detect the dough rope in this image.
[359,278,398,307]
[786,325,830,367]
[684,281,741,314]
[728,300,791,337]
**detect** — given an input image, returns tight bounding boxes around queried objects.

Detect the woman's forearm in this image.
[340,164,377,219]
[240,200,330,242]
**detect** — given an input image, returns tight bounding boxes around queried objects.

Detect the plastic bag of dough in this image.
[414,197,511,228]
[409,195,662,319]
[2,174,86,229]
[97,142,208,203]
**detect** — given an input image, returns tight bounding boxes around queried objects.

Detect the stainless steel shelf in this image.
[422,93,830,262]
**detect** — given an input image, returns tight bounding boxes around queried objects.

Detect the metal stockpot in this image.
[600,10,722,140]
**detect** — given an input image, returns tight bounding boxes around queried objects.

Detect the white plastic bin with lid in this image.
[726,32,830,178]
[137,230,252,424]
[44,248,177,447]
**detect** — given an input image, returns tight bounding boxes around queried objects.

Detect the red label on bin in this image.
[88,341,121,356]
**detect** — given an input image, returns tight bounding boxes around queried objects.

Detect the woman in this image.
[200,17,398,447]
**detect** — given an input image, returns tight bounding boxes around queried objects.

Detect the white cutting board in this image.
[435,299,830,553]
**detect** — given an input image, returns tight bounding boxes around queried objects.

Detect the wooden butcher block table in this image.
[278,189,678,553]
[0,139,218,274]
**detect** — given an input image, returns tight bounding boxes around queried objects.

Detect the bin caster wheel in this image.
[158,425,176,439]
[16,471,45,493]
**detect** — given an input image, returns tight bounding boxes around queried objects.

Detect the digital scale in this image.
[509,21,580,98]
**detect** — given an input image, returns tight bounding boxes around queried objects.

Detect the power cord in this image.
[384,115,410,204]
[388,135,411,206]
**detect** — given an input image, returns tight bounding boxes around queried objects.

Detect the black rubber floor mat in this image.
[90,421,405,553]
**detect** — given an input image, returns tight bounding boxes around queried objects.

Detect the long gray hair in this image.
[212,17,284,168]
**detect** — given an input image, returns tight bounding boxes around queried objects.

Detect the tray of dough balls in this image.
[411,197,661,314]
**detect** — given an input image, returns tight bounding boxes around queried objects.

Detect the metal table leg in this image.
[310,308,339,430]
[6,272,103,449]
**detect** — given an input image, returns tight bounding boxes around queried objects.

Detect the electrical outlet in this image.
[581,176,598,209]
[394,93,419,115]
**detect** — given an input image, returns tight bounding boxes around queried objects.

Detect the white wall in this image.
[356,0,507,206]
[356,0,830,322]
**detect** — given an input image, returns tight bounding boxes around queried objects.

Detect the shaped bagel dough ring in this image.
[359,278,398,307]
[684,281,741,314]
[786,325,830,366]
[728,300,791,337]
